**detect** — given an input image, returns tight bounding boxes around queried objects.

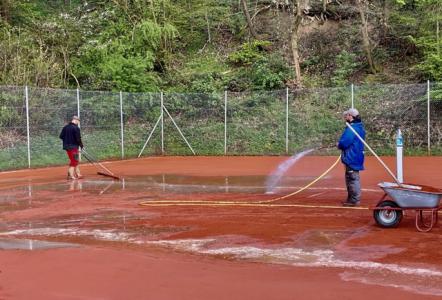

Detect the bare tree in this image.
[291,0,304,86]
[240,0,258,39]
[356,0,376,73]
[380,0,389,42]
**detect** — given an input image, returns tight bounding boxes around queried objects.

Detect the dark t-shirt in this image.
[59,122,83,150]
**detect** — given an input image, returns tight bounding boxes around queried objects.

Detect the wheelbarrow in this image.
[373,182,442,232]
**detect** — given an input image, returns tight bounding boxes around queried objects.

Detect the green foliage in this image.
[188,73,222,93]
[167,54,229,93]
[331,51,358,86]
[99,54,160,92]
[172,0,234,51]
[226,52,291,91]
[390,0,442,80]
[1,0,442,93]
[416,53,442,80]
[250,55,292,90]
[71,2,180,92]
[228,40,272,66]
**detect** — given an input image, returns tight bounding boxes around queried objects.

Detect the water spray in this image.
[265,144,338,194]
[265,149,315,194]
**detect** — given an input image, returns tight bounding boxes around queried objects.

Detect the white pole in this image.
[224,91,227,155]
[138,115,161,157]
[396,129,403,183]
[345,122,401,185]
[427,80,431,155]
[161,92,164,154]
[77,88,81,161]
[163,106,196,155]
[286,87,289,154]
[351,83,354,109]
[120,91,124,159]
[76,88,80,120]
[25,86,31,168]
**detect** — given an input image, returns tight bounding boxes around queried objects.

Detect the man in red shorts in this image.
[59,116,84,180]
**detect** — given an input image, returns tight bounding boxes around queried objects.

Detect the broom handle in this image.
[345,122,401,185]
[81,149,116,176]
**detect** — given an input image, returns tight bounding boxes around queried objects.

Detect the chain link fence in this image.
[0,86,27,170]
[0,83,440,171]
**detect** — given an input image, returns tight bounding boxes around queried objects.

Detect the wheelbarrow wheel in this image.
[373,201,403,228]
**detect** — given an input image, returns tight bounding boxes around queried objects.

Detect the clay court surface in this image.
[0,156,441,299]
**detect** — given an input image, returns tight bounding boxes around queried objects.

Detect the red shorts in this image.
[66,148,79,167]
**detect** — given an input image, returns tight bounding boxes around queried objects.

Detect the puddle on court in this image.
[0,210,191,245]
[0,185,34,209]
[0,238,78,250]
[1,209,441,297]
[12,174,333,196]
[292,228,406,261]
[0,174,438,296]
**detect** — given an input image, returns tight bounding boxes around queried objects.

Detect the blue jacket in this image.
[338,120,365,171]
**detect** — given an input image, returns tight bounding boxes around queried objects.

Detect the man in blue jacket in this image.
[337,108,366,207]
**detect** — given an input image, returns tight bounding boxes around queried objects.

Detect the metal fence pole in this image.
[286,87,289,154]
[120,91,124,159]
[427,80,431,155]
[76,88,80,119]
[224,91,227,155]
[25,86,31,168]
[351,83,354,109]
[76,88,82,161]
[161,91,164,154]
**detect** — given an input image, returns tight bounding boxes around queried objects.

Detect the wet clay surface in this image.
[0,156,441,299]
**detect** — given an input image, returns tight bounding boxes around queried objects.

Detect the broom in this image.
[81,149,121,180]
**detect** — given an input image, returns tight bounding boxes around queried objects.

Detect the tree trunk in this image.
[205,10,211,43]
[291,0,303,86]
[240,0,258,39]
[356,0,376,74]
[380,0,389,43]
[0,0,10,23]
[437,19,440,57]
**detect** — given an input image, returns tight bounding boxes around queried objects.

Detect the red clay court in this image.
[0,155,441,299]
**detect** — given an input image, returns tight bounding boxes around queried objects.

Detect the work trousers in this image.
[345,165,361,203]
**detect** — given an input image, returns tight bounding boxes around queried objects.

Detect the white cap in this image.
[343,108,359,117]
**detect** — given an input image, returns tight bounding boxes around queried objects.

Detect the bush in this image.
[251,54,292,90]
[331,50,358,86]
[228,40,272,66]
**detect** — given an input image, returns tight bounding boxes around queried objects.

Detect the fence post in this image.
[120,91,124,159]
[286,87,289,154]
[161,91,164,154]
[351,83,354,109]
[224,91,227,155]
[76,88,80,119]
[25,86,31,168]
[427,80,431,155]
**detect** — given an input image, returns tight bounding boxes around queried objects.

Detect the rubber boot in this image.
[75,166,83,179]
[67,167,77,180]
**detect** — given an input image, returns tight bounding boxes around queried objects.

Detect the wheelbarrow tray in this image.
[378,182,442,208]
